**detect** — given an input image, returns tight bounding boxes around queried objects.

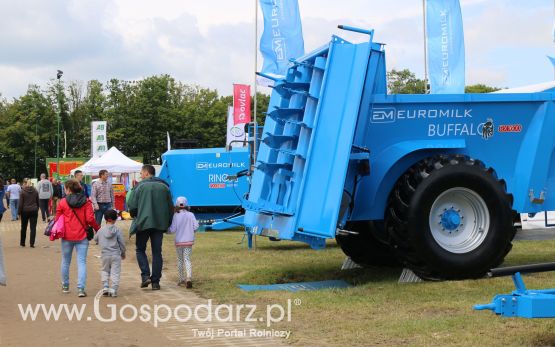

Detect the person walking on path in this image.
[51,178,63,215]
[37,173,53,222]
[4,180,8,211]
[128,164,173,290]
[55,179,100,297]
[19,179,39,247]
[91,170,114,227]
[94,209,126,297]
[0,178,6,223]
[6,179,21,221]
[74,170,89,198]
[168,196,198,289]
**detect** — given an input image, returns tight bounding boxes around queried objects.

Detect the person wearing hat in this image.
[168,196,198,288]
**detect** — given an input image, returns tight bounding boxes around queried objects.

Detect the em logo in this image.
[196,162,208,170]
[371,108,396,123]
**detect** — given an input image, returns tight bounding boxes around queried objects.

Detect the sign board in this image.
[91,121,108,158]
[226,106,247,148]
[233,84,251,125]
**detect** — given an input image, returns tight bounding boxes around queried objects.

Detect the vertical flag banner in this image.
[426,0,465,94]
[233,84,251,125]
[227,106,247,148]
[91,121,108,158]
[259,0,305,81]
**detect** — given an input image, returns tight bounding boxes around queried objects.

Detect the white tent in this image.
[71,147,142,175]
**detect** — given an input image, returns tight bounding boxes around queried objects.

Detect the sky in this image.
[0,0,553,99]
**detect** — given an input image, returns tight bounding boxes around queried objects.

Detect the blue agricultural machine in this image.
[158,147,250,225]
[240,25,555,280]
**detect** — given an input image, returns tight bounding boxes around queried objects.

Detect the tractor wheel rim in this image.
[429,187,490,254]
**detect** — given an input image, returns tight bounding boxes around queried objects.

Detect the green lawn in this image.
[159,230,555,346]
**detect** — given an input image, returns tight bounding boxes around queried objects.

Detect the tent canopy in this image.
[71,147,142,175]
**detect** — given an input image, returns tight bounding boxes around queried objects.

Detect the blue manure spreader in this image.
[240,26,555,280]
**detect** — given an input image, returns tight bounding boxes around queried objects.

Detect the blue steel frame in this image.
[475,272,555,318]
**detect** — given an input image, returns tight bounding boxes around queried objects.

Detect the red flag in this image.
[233,84,251,125]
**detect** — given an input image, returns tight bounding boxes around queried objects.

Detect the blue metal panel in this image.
[160,148,249,208]
[238,280,351,292]
[512,101,555,211]
[294,38,373,238]
[357,94,555,220]
[243,33,375,245]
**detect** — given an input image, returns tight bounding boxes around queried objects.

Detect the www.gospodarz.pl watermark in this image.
[18,289,300,334]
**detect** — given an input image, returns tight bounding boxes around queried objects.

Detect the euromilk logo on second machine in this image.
[370,107,473,123]
[196,162,246,170]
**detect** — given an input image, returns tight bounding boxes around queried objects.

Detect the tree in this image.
[387,69,426,94]
[0,85,57,179]
[387,69,500,95]
[0,75,271,177]
[465,84,501,93]
[68,79,107,157]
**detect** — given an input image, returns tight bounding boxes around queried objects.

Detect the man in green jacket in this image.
[128,164,174,290]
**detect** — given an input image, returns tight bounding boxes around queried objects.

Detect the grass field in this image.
[159,230,555,346]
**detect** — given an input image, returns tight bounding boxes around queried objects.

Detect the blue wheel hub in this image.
[440,209,462,231]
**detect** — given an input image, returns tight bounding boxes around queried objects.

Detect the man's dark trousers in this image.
[135,229,164,284]
[39,199,50,221]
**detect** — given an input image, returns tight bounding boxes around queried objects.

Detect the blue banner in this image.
[426,0,465,94]
[259,0,304,79]
[548,55,555,67]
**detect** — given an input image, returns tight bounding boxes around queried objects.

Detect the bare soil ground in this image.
[0,219,280,347]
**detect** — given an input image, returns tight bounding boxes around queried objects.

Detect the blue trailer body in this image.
[357,93,555,221]
[241,27,555,279]
[159,148,249,222]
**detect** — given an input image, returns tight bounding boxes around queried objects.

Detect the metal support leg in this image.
[247,228,253,250]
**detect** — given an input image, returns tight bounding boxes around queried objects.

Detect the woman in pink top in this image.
[168,196,198,288]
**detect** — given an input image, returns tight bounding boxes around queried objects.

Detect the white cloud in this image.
[0,0,553,99]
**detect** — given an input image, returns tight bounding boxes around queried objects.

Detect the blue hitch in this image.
[474,272,555,318]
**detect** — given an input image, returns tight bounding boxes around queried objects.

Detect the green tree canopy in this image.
[387,69,426,94]
[387,69,500,95]
[464,84,501,93]
[0,76,269,179]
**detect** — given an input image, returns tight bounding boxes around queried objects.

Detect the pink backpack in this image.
[49,215,65,241]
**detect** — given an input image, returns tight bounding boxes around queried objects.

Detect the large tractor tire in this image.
[336,221,398,266]
[386,155,516,280]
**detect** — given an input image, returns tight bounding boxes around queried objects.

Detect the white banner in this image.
[226,106,247,148]
[91,121,108,158]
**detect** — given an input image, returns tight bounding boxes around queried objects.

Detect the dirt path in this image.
[0,219,283,347]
